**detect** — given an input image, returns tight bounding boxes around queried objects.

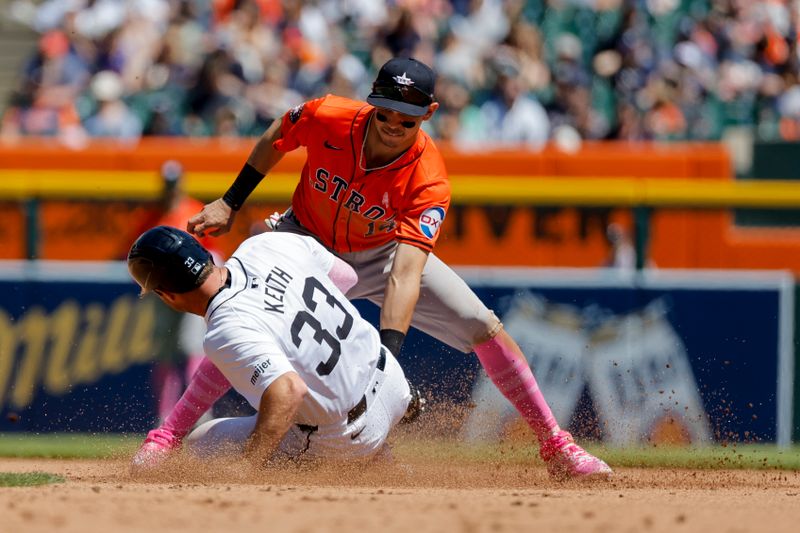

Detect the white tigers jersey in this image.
[203,232,382,426]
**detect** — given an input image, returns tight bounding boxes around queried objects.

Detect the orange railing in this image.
[3,138,800,274]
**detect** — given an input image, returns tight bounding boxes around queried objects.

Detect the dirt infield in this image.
[1,452,799,533]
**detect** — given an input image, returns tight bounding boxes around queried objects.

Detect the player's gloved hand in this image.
[400,381,426,424]
[130,428,182,472]
[187,198,236,237]
[265,212,282,231]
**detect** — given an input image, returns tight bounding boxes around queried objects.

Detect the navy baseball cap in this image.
[128,225,212,294]
[367,57,436,117]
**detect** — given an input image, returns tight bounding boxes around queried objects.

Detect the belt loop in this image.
[377,347,387,371]
[346,347,387,424]
[346,396,367,425]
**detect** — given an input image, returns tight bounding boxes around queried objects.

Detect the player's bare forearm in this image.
[381,273,420,332]
[247,118,286,174]
[244,372,307,465]
[380,243,428,333]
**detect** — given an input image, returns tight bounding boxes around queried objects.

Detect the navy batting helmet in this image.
[127,225,213,294]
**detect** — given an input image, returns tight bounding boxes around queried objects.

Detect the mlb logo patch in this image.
[419,207,446,239]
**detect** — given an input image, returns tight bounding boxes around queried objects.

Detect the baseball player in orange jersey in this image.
[134,57,611,480]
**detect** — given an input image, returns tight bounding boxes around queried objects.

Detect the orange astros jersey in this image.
[272,95,450,253]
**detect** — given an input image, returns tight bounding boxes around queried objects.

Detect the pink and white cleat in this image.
[539,430,613,481]
[130,428,181,472]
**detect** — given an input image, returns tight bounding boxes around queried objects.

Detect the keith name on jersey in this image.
[262,265,294,314]
[312,168,397,233]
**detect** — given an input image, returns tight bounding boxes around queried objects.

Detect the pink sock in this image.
[474,333,560,443]
[185,354,204,382]
[160,357,232,440]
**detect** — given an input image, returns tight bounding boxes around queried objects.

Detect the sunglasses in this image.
[370,83,433,107]
[376,112,417,129]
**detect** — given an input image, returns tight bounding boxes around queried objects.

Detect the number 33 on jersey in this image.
[202,232,384,423]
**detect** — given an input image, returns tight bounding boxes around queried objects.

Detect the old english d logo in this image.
[420,207,445,239]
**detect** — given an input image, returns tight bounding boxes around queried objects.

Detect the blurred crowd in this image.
[3,0,800,149]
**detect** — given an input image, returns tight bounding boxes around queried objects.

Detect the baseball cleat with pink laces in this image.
[539,430,613,481]
[130,428,181,472]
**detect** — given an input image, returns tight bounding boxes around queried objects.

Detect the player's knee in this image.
[470,315,504,348]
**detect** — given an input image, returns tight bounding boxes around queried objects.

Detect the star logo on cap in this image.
[393,72,414,86]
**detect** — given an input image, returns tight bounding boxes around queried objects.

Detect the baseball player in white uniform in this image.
[128,225,411,464]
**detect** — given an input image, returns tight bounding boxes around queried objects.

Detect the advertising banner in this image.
[0,263,794,445]
[0,262,158,432]
[455,269,795,446]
